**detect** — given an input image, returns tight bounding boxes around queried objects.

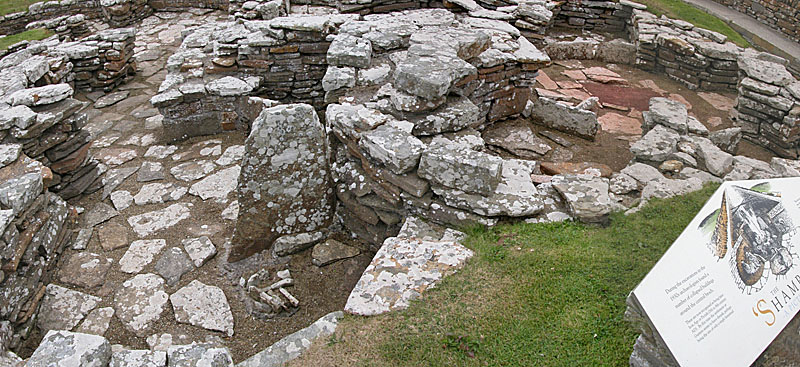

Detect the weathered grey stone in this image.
[312,239,360,267]
[327,34,372,68]
[431,159,543,217]
[237,312,342,367]
[215,145,244,166]
[166,343,233,367]
[232,104,332,261]
[102,166,139,200]
[110,190,134,211]
[640,177,703,203]
[740,77,780,96]
[0,172,42,216]
[37,284,101,332]
[694,41,739,60]
[0,144,21,167]
[127,203,193,237]
[694,137,733,177]
[530,97,598,139]
[770,157,800,177]
[96,148,137,167]
[686,116,708,136]
[95,91,130,109]
[645,97,687,134]
[155,247,194,286]
[76,307,115,336]
[272,231,325,257]
[133,183,187,206]
[679,167,722,184]
[188,165,240,201]
[345,237,473,316]
[170,280,234,336]
[27,330,111,367]
[738,57,794,86]
[359,124,425,174]
[620,163,664,186]
[72,228,93,250]
[609,173,638,195]
[167,161,215,183]
[418,142,502,195]
[407,96,481,136]
[113,273,169,337]
[120,239,167,274]
[206,76,254,97]
[182,236,216,267]
[144,145,178,160]
[58,252,113,289]
[322,66,356,92]
[551,175,612,224]
[630,125,680,162]
[393,48,475,100]
[709,127,742,154]
[8,84,73,106]
[85,203,119,228]
[483,120,551,158]
[138,162,165,182]
[110,349,167,367]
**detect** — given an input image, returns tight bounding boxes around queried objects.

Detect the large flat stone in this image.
[170,280,234,336]
[232,104,332,261]
[345,237,473,316]
[113,273,169,337]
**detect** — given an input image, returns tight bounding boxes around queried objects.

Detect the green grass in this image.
[0,0,40,16]
[0,28,51,51]
[638,0,751,47]
[295,184,720,367]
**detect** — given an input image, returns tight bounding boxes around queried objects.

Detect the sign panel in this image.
[633,177,800,366]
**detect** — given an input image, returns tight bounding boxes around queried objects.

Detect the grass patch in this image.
[0,0,40,16]
[637,0,750,47]
[0,28,51,51]
[289,184,720,367]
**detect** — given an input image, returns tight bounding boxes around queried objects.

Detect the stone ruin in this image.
[0,0,799,365]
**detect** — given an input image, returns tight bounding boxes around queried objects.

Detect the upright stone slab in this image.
[231,104,333,262]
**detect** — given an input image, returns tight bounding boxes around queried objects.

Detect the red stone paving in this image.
[562,69,587,81]
[697,91,736,111]
[582,82,662,112]
[536,71,559,90]
[668,93,692,110]
[598,112,643,135]
[638,79,668,95]
[556,80,583,89]
[707,116,723,128]
[536,88,570,100]
[582,66,620,78]
[559,88,591,101]
[587,74,628,84]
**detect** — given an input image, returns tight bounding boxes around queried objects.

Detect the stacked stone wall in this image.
[0,1,103,36]
[553,0,631,32]
[709,0,800,43]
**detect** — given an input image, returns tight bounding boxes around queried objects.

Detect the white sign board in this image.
[633,177,800,366]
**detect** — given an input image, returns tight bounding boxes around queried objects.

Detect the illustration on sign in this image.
[631,178,800,367]
[699,183,798,294]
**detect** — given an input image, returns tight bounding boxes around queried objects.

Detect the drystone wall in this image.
[709,0,800,43]
[150,14,359,141]
[553,0,632,32]
[0,32,138,339]
[0,148,73,352]
[0,1,103,37]
[323,9,550,247]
